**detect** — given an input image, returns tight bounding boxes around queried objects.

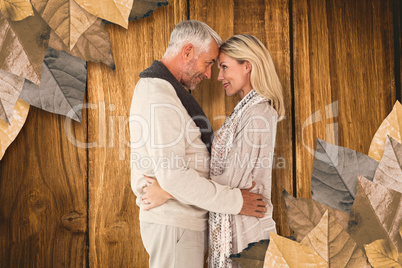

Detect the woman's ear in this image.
[245,61,252,74]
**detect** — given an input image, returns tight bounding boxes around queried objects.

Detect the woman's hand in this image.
[142,176,174,211]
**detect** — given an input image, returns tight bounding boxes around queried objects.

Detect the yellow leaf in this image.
[0,98,29,160]
[0,0,33,21]
[301,211,370,267]
[369,101,402,162]
[264,232,327,268]
[75,0,134,28]
[0,69,25,124]
[31,0,97,50]
[400,221,402,239]
[365,239,401,267]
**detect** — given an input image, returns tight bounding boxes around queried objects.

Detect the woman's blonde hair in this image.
[220,34,285,119]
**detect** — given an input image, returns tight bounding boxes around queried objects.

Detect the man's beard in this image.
[180,59,205,90]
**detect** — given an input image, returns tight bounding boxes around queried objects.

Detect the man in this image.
[129,20,266,268]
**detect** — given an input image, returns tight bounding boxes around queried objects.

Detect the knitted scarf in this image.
[208,90,266,268]
[139,60,213,152]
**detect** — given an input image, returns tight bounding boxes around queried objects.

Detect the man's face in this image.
[180,41,219,90]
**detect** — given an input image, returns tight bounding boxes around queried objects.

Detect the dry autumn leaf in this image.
[49,18,115,69]
[348,176,402,253]
[373,136,402,193]
[311,138,378,213]
[0,98,29,160]
[0,0,33,21]
[129,0,168,21]
[19,47,87,122]
[368,101,402,162]
[283,190,349,242]
[75,0,134,28]
[0,69,25,124]
[0,9,50,85]
[400,222,402,265]
[31,0,97,50]
[301,211,370,267]
[400,222,402,239]
[230,239,270,268]
[365,239,401,267]
[264,232,327,267]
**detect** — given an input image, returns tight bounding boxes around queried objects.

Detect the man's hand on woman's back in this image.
[239,182,267,218]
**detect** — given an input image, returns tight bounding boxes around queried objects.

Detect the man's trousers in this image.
[140,222,207,268]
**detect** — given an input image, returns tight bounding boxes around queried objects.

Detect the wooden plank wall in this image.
[399,0,402,99]
[293,0,396,198]
[0,0,400,267]
[0,108,88,267]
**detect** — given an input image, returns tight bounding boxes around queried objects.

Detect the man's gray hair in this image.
[163,20,222,59]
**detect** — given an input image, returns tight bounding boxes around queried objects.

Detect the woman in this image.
[143,34,284,267]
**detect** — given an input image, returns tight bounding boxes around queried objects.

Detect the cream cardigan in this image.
[211,101,278,254]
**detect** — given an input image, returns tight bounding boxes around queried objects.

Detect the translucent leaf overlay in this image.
[0,10,49,85]
[31,0,97,49]
[373,136,402,193]
[75,0,134,28]
[20,47,87,122]
[230,239,269,268]
[311,138,378,212]
[129,0,168,21]
[49,19,115,69]
[348,176,402,253]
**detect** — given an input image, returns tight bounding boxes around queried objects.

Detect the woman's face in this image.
[217,52,252,99]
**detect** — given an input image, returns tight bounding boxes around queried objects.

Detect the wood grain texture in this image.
[87,1,187,267]
[189,0,293,236]
[399,0,402,100]
[0,106,87,267]
[189,0,234,132]
[293,0,396,199]
[0,1,399,266]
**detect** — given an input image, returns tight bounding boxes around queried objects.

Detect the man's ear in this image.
[181,44,194,62]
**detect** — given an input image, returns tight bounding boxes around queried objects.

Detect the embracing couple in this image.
[129,20,285,268]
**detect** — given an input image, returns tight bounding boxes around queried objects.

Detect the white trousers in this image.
[140,222,207,268]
